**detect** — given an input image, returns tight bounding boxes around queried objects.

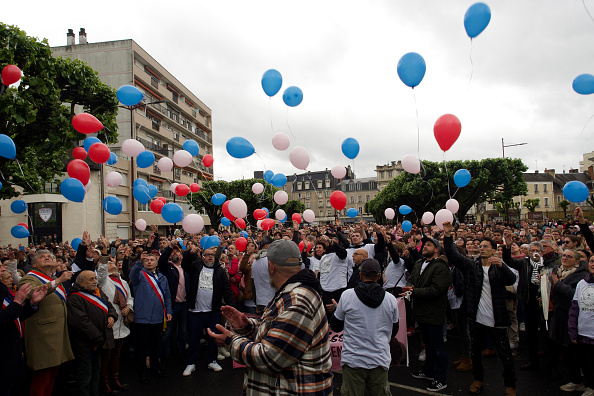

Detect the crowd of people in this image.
[1,208,594,396]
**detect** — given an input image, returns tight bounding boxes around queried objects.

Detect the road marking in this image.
[388,381,448,396]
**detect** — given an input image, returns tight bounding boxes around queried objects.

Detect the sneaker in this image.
[208,361,222,372]
[217,353,225,361]
[182,364,196,377]
[418,349,426,362]
[427,381,447,392]
[560,382,585,392]
[411,370,434,381]
[582,388,594,396]
[519,323,526,332]
[443,336,447,342]
[219,346,230,357]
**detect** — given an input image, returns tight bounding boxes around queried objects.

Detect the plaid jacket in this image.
[229,272,333,395]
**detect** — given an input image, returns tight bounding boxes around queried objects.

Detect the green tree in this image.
[523,198,540,213]
[558,199,570,219]
[0,23,119,199]
[187,179,305,229]
[366,158,528,224]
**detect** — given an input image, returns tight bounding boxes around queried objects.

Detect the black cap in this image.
[359,258,381,276]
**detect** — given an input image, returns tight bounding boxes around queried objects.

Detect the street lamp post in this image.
[502,138,527,158]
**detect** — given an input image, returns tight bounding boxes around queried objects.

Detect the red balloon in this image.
[17,222,28,230]
[150,199,165,214]
[203,154,214,168]
[291,213,302,224]
[222,200,236,221]
[433,114,461,152]
[88,143,110,164]
[67,159,90,185]
[72,147,87,160]
[190,183,200,193]
[329,191,347,211]
[234,218,246,229]
[1,65,21,85]
[157,196,167,203]
[72,113,104,134]
[235,237,248,252]
[298,241,305,252]
[253,209,267,220]
[261,218,275,230]
[176,184,190,197]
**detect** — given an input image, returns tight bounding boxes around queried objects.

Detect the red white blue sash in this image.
[142,271,165,310]
[27,270,66,303]
[70,291,109,314]
[109,275,128,300]
[2,297,23,337]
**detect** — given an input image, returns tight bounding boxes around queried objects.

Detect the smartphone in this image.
[99,256,110,264]
[110,247,117,257]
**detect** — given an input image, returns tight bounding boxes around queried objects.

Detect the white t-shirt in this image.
[383,258,407,290]
[309,256,322,273]
[251,255,276,307]
[346,244,376,280]
[334,288,399,370]
[319,252,349,292]
[191,267,214,313]
[573,279,594,339]
[476,266,496,327]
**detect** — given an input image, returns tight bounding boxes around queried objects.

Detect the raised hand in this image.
[30,284,48,305]
[14,283,32,305]
[221,305,249,329]
[575,207,585,224]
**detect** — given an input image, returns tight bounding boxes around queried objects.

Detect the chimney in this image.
[67,29,75,46]
[535,170,539,173]
[544,168,555,178]
[79,28,87,45]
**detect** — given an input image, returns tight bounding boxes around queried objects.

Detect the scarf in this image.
[556,264,578,281]
[530,257,544,285]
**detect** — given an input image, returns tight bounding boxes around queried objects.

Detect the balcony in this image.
[135,137,169,156]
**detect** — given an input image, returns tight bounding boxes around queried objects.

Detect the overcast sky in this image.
[5,0,594,182]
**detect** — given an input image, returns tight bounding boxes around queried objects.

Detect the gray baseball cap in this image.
[267,239,302,266]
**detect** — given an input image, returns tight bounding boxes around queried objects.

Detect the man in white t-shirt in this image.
[328,259,399,395]
[251,237,277,312]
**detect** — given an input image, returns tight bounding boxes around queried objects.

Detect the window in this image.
[388,171,393,178]
[359,206,363,214]
[305,192,310,198]
[534,184,539,193]
[319,211,324,217]
[325,180,330,188]
[297,182,302,190]
[304,181,310,190]
[544,197,549,207]
[116,195,128,212]
[317,180,322,188]
[306,202,310,209]
[357,195,362,203]
[120,173,128,186]
[543,184,548,193]
[350,196,355,204]
[327,210,333,216]
[326,191,331,197]
[557,195,561,203]
[172,92,178,104]
[151,76,159,89]
[138,202,149,212]
[326,200,331,207]
[318,200,323,207]
[366,194,370,202]
[298,193,302,199]
[175,168,181,178]
[173,130,179,141]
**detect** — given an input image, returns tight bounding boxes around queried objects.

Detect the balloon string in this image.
[15,159,40,194]
[580,112,594,134]
[452,187,460,199]
[26,213,36,238]
[413,88,420,157]
[583,0,594,25]
[285,108,296,138]
[269,98,274,133]
[467,39,475,92]
[443,153,452,199]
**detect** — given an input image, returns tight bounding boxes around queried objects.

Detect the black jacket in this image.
[444,236,516,328]
[502,247,556,304]
[181,251,235,311]
[407,254,452,326]
[158,247,190,303]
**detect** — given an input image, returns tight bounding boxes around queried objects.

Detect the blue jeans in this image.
[418,323,448,384]
[162,301,188,358]
[187,311,221,365]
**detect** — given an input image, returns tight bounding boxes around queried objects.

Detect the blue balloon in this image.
[262,207,269,218]
[102,196,123,215]
[279,214,287,224]
[107,152,118,165]
[147,184,158,199]
[176,237,187,251]
[399,205,412,215]
[208,235,221,249]
[61,178,85,202]
[183,140,200,156]
[211,193,226,205]
[133,185,151,204]
[270,173,287,188]
[264,170,274,183]
[402,220,413,233]
[563,181,589,203]
[200,236,210,249]
[10,200,27,214]
[221,217,231,227]
[226,137,255,159]
[464,2,492,39]
[83,137,101,152]
[240,231,248,238]
[454,169,472,188]
[0,134,16,160]
[11,225,29,239]
[282,86,303,107]
[347,208,359,218]
[136,151,155,168]
[133,178,149,188]
[397,52,426,88]
[117,85,144,106]
[573,74,594,95]
[0,181,3,189]
[341,138,360,159]
[161,203,184,223]
[261,69,283,97]
[71,238,82,251]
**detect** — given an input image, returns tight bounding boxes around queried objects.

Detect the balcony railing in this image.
[135,137,169,156]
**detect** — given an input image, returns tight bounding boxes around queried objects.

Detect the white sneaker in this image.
[582,388,594,396]
[217,353,225,361]
[219,346,230,357]
[208,361,222,372]
[560,383,585,392]
[183,364,196,377]
[519,323,526,332]
[509,342,518,349]
[418,349,426,362]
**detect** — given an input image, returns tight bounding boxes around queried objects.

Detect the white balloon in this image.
[422,211,434,225]
[173,150,193,167]
[275,209,286,221]
[135,219,147,231]
[402,154,421,174]
[435,209,454,230]
[105,171,122,187]
[289,146,310,170]
[83,180,92,194]
[272,132,290,151]
[445,199,459,214]
[252,182,264,194]
[256,219,263,230]
[331,165,347,179]
[182,214,205,234]
[157,157,173,172]
[170,183,179,193]
[303,209,315,223]
[274,190,288,205]
[384,208,395,220]
[122,139,145,157]
[229,198,248,219]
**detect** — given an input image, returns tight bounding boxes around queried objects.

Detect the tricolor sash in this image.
[70,291,109,314]
[2,297,23,337]
[27,270,66,303]
[109,275,128,300]
[142,271,165,310]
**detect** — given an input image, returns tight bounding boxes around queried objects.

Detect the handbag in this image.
[123,309,135,326]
